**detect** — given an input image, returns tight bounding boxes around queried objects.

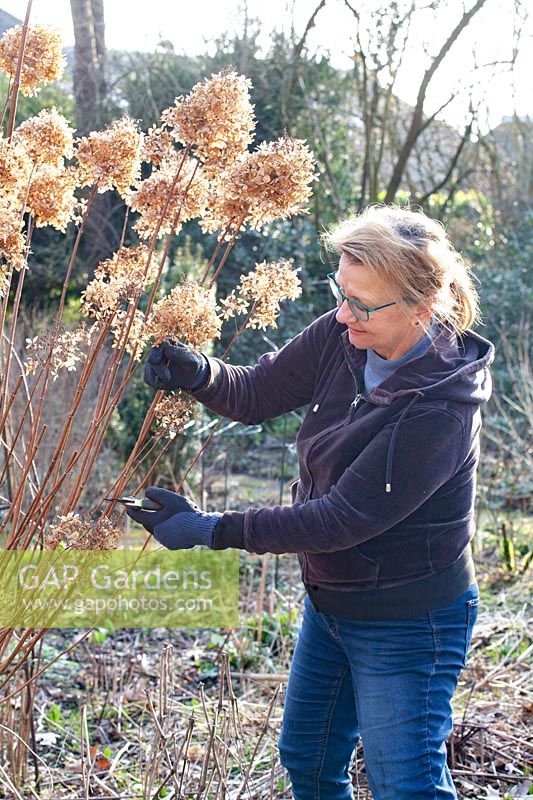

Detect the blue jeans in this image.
[278,583,479,800]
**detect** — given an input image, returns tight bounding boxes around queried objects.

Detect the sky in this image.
[2,0,531,131]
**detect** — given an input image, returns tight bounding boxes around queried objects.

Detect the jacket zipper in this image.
[349,393,363,421]
[306,393,365,499]
[302,392,365,586]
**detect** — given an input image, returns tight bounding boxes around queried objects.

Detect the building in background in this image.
[0,8,21,34]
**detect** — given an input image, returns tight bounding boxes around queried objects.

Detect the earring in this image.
[413,320,420,326]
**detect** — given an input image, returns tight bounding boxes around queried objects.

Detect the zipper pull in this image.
[349,393,362,419]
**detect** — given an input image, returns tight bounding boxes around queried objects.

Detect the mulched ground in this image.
[2,551,531,799]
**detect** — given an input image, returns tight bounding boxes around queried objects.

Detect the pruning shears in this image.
[105,495,162,511]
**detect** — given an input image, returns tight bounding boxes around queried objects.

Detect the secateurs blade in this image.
[105,495,162,511]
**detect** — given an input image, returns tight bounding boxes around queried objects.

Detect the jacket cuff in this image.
[188,356,224,401]
[212,511,246,550]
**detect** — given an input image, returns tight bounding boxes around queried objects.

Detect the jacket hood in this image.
[342,325,495,407]
[335,323,495,495]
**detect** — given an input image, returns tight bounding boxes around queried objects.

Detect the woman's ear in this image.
[411,302,433,328]
[414,295,437,327]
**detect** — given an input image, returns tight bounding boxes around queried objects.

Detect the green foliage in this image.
[89,628,109,645]
[106,367,153,460]
[499,524,516,573]
[162,234,210,292]
[245,605,301,651]
[46,702,62,725]
[0,73,75,133]
[201,604,302,674]
[478,211,533,334]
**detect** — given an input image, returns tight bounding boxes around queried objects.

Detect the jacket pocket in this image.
[306,547,380,589]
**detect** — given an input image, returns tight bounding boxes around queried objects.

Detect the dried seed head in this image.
[46,512,122,550]
[81,277,131,320]
[75,117,143,197]
[81,245,157,319]
[0,195,26,272]
[98,244,157,284]
[142,125,176,166]
[25,324,93,381]
[13,108,74,167]
[111,308,150,360]
[201,137,317,234]
[0,135,33,200]
[0,264,9,299]
[0,24,65,96]
[129,155,208,239]
[162,69,255,178]
[148,279,222,348]
[26,167,78,231]
[154,392,195,439]
[220,259,302,330]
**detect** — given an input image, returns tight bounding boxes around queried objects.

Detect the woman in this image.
[127,205,494,800]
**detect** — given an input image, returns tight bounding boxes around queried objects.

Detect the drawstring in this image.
[312,351,344,413]
[311,350,424,492]
[385,391,424,492]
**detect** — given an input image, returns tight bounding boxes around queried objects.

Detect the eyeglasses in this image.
[327,272,396,322]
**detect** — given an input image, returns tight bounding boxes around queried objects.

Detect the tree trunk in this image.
[70,0,107,135]
[70,0,116,270]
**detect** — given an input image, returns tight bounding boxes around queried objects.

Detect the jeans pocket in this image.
[429,583,479,667]
[463,596,479,667]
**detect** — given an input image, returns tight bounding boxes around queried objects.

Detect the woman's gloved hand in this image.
[125,487,222,549]
[144,341,210,391]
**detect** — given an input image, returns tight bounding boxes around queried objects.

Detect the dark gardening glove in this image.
[125,487,221,550]
[144,341,210,391]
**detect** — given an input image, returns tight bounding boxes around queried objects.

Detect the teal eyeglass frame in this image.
[327,271,396,322]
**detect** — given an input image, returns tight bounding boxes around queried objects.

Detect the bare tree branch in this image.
[384,0,488,203]
[282,0,327,133]
[415,116,474,206]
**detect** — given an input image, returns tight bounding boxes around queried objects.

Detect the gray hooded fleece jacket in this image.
[192,309,495,619]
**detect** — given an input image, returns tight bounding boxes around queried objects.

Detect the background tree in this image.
[70,0,106,134]
[70,0,118,270]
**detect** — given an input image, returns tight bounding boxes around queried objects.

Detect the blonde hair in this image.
[322,205,480,333]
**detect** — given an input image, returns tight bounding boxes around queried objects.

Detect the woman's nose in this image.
[335,299,352,325]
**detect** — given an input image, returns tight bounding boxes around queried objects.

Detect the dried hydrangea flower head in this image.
[111,308,150,360]
[25,324,93,380]
[201,138,317,234]
[75,117,143,197]
[162,69,255,178]
[0,195,26,273]
[26,167,78,231]
[0,135,32,201]
[148,279,222,348]
[0,24,65,96]
[129,155,209,239]
[221,259,302,330]
[81,244,157,319]
[0,264,9,298]
[154,393,195,439]
[13,108,74,168]
[142,125,176,167]
[46,512,121,549]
